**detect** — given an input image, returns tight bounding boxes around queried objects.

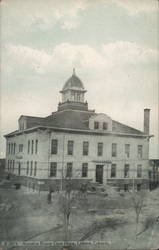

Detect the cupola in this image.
[58,69,88,111]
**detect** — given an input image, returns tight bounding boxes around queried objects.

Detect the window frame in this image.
[31,140,34,154]
[13,143,16,154]
[97,142,103,156]
[50,162,57,177]
[34,161,37,176]
[35,140,38,154]
[94,121,99,129]
[83,141,89,156]
[82,163,88,177]
[138,145,143,159]
[19,144,23,153]
[28,140,30,154]
[125,144,130,158]
[103,122,108,130]
[30,161,33,176]
[12,160,15,173]
[137,164,142,178]
[26,161,29,175]
[112,143,117,157]
[111,164,116,178]
[66,162,73,178]
[67,140,74,155]
[51,139,58,154]
[124,164,130,178]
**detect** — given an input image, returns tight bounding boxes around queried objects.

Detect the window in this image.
[83,141,89,156]
[111,164,116,178]
[8,160,11,171]
[10,160,12,172]
[35,140,38,154]
[9,160,11,172]
[50,162,57,177]
[112,143,117,157]
[19,144,23,152]
[13,143,16,154]
[28,140,30,154]
[98,142,103,156]
[34,162,37,176]
[124,164,129,178]
[8,143,10,154]
[138,145,143,158]
[13,160,15,173]
[77,93,80,101]
[125,144,130,158]
[51,139,58,154]
[30,161,33,176]
[66,163,73,178]
[26,161,29,175]
[31,140,34,154]
[10,144,11,155]
[137,165,142,178]
[82,163,88,177]
[11,143,13,155]
[67,140,74,155]
[103,122,108,130]
[94,121,99,129]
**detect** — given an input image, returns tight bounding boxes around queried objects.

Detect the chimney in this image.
[144,108,150,134]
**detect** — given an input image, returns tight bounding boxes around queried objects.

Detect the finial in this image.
[73,68,76,75]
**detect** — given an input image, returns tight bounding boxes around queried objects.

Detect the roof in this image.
[4,109,145,137]
[62,70,85,92]
[112,120,144,135]
[45,110,94,130]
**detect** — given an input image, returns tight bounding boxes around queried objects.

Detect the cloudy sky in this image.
[0,0,159,158]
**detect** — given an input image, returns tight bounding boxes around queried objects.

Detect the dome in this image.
[62,69,85,92]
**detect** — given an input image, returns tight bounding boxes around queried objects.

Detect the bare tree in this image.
[56,176,80,242]
[131,191,146,237]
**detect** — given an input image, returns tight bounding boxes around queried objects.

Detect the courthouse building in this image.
[5,70,152,191]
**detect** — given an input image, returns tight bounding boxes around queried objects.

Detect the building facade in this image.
[149,159,159,190]
[5,70,152,191]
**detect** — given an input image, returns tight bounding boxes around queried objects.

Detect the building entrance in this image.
[96,165,103,184]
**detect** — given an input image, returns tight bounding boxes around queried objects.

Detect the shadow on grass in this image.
[79,217,127,241]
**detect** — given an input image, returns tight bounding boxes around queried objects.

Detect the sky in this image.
[0,0,159,158]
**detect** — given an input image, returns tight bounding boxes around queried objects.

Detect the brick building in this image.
[4,70,152,191]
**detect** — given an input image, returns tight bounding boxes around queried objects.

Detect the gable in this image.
[89,113,112,131]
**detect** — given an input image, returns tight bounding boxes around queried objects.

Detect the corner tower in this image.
[58,69,88,111]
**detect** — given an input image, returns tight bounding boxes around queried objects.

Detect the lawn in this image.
[0,181,159,250]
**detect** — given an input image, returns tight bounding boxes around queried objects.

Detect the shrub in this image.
[143,216,155,231]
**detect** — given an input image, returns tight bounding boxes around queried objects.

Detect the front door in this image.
[96,165,103,184]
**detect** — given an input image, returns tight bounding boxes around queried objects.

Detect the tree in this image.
[131,191,146,237]
[56,177,79,243]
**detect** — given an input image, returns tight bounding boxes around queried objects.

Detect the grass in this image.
[0,185,159,249]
